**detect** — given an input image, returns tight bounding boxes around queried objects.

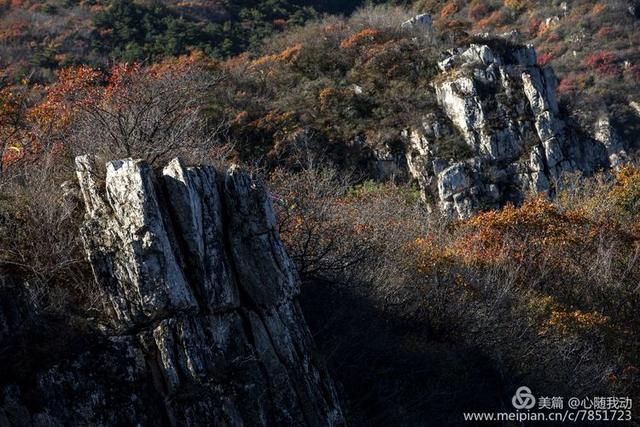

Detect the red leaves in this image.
[583,51,621,77]
[537,53,552,66]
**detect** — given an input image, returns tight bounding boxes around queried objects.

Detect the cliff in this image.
[404,41,627,218]
[0,156,345,426]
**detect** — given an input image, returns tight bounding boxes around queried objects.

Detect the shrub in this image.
[402,192,640,397]
[537,52,552,66]
[468,1,489,20]
[0,155,93,311]
[339,28,382,49]
[610,165,640,217]
[504,0,525,11]
[439,2,458,18]
[584,51,621,77]
[31,58,225,165]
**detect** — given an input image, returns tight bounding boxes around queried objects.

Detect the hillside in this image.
[0,0,378,83]
[1,1,640,426]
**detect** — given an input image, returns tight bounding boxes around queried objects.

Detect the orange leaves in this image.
[104,63,140,99]
[464,197,572,240]
[408,195,638,279]
[468,1,489,21]
[248,111,297,146]
[149,50,218,76]
[28,57,207,134]
[339,28,381,49]
[20,57,213,164]
[613,165,640,189]
[251,44,303,69]
[0,84,30,168]
[318,87,350,112]
[0,86,20,124]
[457,197,595,266]
[476,10,508,30]
[0,22,27,43]
[28,65,102,131]
[591,3,606,15]
[525,294,610,337]
[439,2,459,18]
[249,111,294,131]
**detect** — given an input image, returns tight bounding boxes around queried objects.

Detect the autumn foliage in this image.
[404,178,640,395]
[584,51,621,77]
[339,28,382,49]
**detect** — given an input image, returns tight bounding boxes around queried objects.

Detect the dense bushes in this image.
[207,7,442,167]
[412,0,640,122]
[1,2,639,424]
[0,156,93,312]
[0,0,389,84]
[273,165,640,423]
[92,0,221,61]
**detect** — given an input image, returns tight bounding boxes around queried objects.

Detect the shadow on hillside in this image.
[300,279,508,427]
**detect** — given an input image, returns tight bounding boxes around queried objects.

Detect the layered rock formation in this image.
[405,41,621,218]
[0,157,344,426]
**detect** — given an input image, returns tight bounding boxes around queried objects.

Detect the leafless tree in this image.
[71,65,227,166]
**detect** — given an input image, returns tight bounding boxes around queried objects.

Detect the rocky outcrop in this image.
[401,13,432,30]
[406,42,614,217]
[0,157,344,426]
[594,115,628,168]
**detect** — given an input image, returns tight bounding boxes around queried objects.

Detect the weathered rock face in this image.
[0,157,344,426]
[401,13,432,30]
[594,115,628,168]
[405,42,620,218]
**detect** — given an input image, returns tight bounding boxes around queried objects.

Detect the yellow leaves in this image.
[407,190,640,282]
[409,236,455,273]
[6,142,21,152]
[504,0,526,11]
[541,308,609,336]
[613,165,640,189]
[148,50,218,76]
[249,111,294,130]
[318,87,350,112]
[1,141,24,166]
[525,293,610,338]
[232,110,249,125]
[457,197,574,265]
[609,165,640,216]
[248,111,298,146]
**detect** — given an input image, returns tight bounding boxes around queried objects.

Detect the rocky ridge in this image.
[404,41,625,218]
[0,156,344,426]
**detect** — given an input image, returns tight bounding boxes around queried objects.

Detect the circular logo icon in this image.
[512,386,536,410]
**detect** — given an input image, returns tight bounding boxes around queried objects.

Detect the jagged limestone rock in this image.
[594,115,628,168]
[407,43,617,218]
[0,157,345,427]
[401,13,432,30]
